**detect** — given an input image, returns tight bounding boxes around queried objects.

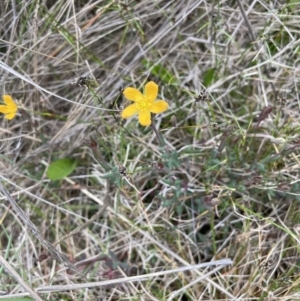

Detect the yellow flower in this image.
[121,81,168,126]
[0,95,18,120]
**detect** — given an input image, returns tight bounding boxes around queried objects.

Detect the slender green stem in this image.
[151,120,166,148]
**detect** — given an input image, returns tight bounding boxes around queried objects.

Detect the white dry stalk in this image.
[35,259,233,294]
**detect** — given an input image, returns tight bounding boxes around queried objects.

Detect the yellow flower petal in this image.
[4,112,17,120]
[123,87,144,102]
[121,104,139,119]
[149,100,168,114]
[144,81,158,102]
[0,95,17,120]
[0,105,10,114]
[3,95,17,111]
[138,111,151,126]
[122,81,168,126]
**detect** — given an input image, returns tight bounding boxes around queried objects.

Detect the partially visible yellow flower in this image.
[0,95,18,120]
[121,81,168,126]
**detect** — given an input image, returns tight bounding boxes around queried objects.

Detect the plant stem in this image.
[151,120,166,148]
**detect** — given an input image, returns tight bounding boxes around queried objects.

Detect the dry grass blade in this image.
[0,181,82,277]
[36,259,232,293]
[0,254,44,301]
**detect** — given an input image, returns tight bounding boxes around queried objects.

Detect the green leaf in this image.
[46,158,76,181]
[162,151,180,169]
[203,68,216,86]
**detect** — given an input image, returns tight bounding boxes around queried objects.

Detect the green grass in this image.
[1,0,300,300]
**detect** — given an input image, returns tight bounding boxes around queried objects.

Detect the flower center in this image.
[136,97,151,112]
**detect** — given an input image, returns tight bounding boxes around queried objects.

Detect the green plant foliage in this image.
[46,158,77,181]
[287,0,300,11]
[162,150,180,169]
[203,67,216,86]
[142,59,177,84]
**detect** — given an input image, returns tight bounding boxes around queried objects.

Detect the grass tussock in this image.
[1,0,300,300]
